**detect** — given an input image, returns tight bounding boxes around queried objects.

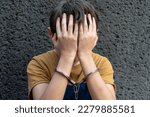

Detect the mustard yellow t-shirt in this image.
[27,50,115,99]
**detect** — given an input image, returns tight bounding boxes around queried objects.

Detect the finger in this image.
[52,33,57,44]
[88,14,92,32]
[84,14,88,32]
[56,17,62,37]
[94,35,98,47]
[68,14,73,34]
[92,17,96,33]
[62,13,67,34]
[95,35,98,42]
[52,33,57,43]
[79,23,83,37]
[74,23,78,39]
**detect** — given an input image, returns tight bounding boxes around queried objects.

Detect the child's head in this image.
[49,0,99,34]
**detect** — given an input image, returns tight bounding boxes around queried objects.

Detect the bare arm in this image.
[79,53,116,100]
[78,14,116,100]
[32,13,78,100]
[32,55,74,100]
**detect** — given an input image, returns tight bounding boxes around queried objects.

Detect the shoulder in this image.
[92,52,114,73]
[27,50,56,99]
[92,52,112,65]
[27,50,58,74]
[92,52,115,86]
[28,50,57,66]
[32,50,56,62]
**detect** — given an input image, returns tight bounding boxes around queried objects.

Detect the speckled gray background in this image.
[0,0,150,99]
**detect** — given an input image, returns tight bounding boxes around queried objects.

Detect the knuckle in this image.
[84,36,88,40]
[85,33,89,38]
[91,33,95,37]
[57,35,61,39]
[72,38,77,42]
[68,23,73,28]
[68,35,74,39]
[62,33,67,38]
[70,35,77,41]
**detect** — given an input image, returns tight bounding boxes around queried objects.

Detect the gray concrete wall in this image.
[0,0,150,99]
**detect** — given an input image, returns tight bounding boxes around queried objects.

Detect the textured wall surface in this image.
[0,0,150,100]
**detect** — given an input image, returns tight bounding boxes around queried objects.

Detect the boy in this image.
[27,0,116,100]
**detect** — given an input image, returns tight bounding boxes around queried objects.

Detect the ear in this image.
[48,27,53,38]
[48,27,57,45]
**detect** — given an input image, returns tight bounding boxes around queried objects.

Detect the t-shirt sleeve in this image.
[27,57,50,99]
[98,57,115,88]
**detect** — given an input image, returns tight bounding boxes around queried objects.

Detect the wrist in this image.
[61,51,76,59]
[60,54,76,63]
[78,51,96,75]
[57,54,75,75]
[78,51,92,60]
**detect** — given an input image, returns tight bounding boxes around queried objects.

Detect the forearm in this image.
[40,55,74,100]
[79,53,116,100]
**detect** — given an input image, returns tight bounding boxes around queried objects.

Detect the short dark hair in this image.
[49,0,99,33]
